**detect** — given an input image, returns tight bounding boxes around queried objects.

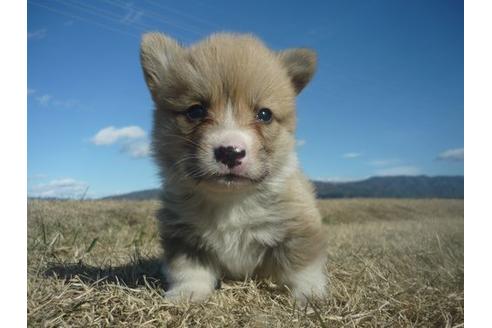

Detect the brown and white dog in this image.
[140,32,327,304]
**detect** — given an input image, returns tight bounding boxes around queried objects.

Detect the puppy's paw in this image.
[162,255,217,303]
[165,281,214,303]
[287,258,327,306]
[292,283,326,307]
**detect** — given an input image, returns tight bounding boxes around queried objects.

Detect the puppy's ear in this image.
[140,33,184,100]
[278,49,317,94]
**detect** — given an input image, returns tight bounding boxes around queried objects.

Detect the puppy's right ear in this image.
[140,33,183,101]
[278,48,317,95]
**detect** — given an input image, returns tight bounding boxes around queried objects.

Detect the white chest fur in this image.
[198,196,285,279]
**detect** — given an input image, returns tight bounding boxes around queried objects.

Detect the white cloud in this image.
[36,94,52,106]
[91,125,151,158]
[28,28,47,40]
[33,91,82,109]
[342,152,362,159]
[121,4,144,24]
[91,126,146,145]
[375,166,421,176]
[296,139,306,147]
[53,99,81,108]
[437,148,464,162]
[28,173,48,181]
[369,159,400,167]
[315,176,366,183]
[29,178,89,199]
[121,140,151,158]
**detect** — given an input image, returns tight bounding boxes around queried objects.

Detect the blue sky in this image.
[27,0,464,198]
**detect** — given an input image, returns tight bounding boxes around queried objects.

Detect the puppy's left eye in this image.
[256,108,273,123]
[186,104,207,121]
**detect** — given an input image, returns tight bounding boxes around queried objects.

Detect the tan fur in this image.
[140,32,327,304]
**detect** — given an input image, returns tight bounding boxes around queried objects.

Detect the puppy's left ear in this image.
[278,49,317,94]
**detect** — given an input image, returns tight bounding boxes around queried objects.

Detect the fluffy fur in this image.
[140,32,327,304]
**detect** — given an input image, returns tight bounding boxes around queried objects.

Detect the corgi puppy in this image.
[140,32,327,304]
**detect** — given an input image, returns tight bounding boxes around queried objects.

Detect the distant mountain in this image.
[312,175,463,199]
[102,175,464,200]
[103,189,162,200]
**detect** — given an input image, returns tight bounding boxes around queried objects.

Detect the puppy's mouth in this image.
[183,163,268,188]
[192,172,268,188]
[208,173,264,184]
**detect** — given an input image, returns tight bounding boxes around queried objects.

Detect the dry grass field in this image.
[27,198,463,327]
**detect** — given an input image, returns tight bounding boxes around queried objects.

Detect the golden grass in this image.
[27,198,463,327]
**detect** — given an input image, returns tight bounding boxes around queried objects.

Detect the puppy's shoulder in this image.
[282,170,319,214]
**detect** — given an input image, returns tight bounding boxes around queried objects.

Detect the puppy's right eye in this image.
[186,104,207,121]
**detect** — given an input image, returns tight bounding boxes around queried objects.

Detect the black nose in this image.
[214,146,246,168]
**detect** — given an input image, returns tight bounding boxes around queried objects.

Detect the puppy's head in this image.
[141,33,316,192]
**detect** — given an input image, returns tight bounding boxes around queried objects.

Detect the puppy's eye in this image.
[186,104,207,121]
[256,108,273,123]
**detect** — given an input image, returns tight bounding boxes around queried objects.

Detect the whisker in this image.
[157,133,207,151]
[174,155,201,166]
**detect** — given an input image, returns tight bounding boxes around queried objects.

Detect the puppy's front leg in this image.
[276,219,328,305]
[287,256,327,305]
[163,254,218,302]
